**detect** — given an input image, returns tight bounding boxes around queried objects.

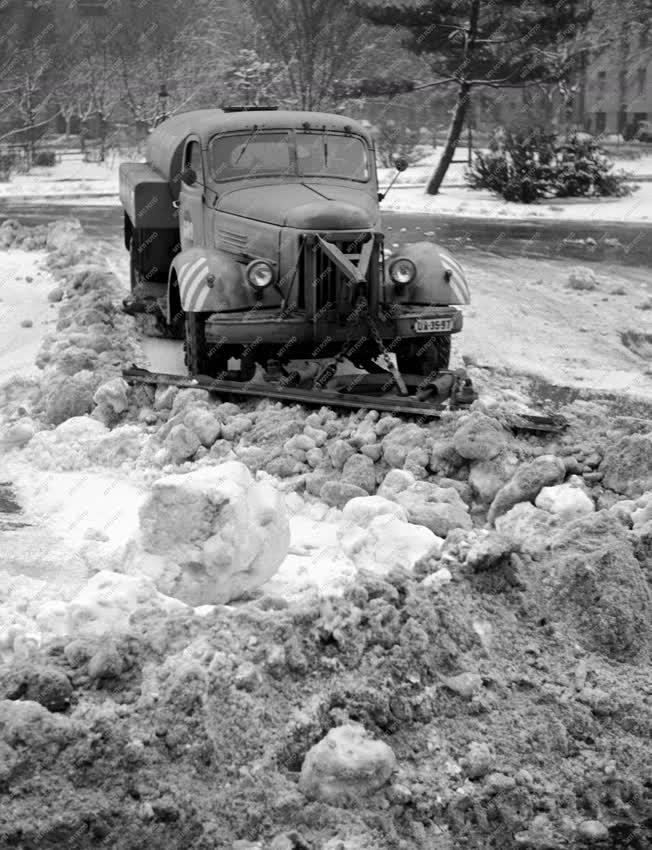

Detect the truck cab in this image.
[119,107,469,379]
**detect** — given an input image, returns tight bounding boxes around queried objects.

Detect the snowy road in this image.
[2,200,652,266]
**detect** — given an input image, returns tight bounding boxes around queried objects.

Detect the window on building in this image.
[638,67,647,96]
[594,112,607,134]
[597,70,606,95]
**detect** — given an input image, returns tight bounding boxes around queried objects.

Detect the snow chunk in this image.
[299,723,396,804]
[535,482,595,521]
[93,377,129,414]
[0,418,36,450]
[43,370,98,425]
[46,218,84,251]
[495,502,556,555]
[600,433,652,498]
[25,416,109,469]
[488,454,566,524]
[381,423,430,468]
[60,571,186,638]
[342,495,408,526]
[338,513,442,574]
[453,411,508,461]
[567,266,597,290]
[136,461,290,605]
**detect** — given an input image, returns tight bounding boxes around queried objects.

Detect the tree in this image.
[0,0,59,162]
[358,0,592,194]
[242,0,364,110]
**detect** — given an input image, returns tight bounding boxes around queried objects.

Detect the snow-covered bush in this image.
[466,127,633,202]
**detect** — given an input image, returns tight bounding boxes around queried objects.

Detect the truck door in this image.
[179,137,205,249]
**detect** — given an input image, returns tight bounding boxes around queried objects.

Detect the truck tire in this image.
[184,312,213,376]
[184,318,260,380]
[129,236,139,292]
[395,334,451,376]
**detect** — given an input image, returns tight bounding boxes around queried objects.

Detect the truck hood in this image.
[215,183,378,229]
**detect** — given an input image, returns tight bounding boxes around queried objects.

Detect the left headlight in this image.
[246,259,275,290]
[388,257,416,286]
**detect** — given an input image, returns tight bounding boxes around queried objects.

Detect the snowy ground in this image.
[0,226,649,640]
[0,154,128,200]
[0,221,650,848]
[0,251,56,383]
[4,147,652,222]
[380,181,652,223]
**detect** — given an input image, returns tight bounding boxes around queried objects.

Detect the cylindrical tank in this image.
[146,110,219,199]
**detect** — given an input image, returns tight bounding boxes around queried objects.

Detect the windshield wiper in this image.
[322,127,328,166]
[234,127,259,165]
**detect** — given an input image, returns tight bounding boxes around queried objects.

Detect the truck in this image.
[119,106,471,398]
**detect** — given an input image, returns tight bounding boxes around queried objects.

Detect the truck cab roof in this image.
[149,109,373,149]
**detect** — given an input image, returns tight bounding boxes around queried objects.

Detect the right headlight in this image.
[246,259,275,290]
[388,257,416,286]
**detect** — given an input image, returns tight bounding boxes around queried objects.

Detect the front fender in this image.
[168,247,281,321]
[385,241,470,306]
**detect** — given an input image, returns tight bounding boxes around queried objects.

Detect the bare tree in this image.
[243,0,363,110]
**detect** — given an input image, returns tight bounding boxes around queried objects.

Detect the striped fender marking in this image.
[439,251,470,303]
[178,257,209,310]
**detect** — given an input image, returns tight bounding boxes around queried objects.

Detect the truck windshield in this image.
[209,130,369,182]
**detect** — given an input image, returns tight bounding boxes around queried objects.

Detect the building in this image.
[582,25,652,136]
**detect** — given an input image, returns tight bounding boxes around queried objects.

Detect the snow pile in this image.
[0,219,48,251]
[127,461,290,605]
[24,416,146,472]
[547,511,651,661]
[2,221,652,848]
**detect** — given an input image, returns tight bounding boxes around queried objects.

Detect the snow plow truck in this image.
[119,106,475,415]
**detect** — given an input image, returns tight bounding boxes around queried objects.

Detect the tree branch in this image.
[411,77,459,90]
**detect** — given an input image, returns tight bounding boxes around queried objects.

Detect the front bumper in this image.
[204,305,463,346]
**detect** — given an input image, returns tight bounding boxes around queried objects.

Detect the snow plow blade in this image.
[122,367,568,432]
[121,366,478,418]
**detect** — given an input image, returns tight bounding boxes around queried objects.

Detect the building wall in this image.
[583,27,652,135]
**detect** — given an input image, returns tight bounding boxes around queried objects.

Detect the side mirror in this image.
[379,157,409,203]
[181,166,197,186]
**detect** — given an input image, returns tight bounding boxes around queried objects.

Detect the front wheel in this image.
[183,315,267,380]
[395,334,451,376]
[129,236,138,292]
[184,312,214,376]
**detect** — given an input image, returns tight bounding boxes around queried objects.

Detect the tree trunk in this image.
[577,51,587,130]
[426,81,471,195]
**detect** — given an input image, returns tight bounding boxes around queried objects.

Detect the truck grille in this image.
[299,233,377,316]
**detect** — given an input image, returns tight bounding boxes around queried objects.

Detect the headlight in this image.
[246,260,275,289]
[388,257,416,286]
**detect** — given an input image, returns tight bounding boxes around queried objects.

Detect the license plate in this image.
[414,317,453,333]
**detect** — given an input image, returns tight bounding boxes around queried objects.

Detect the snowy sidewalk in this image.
[380,182,652,224]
